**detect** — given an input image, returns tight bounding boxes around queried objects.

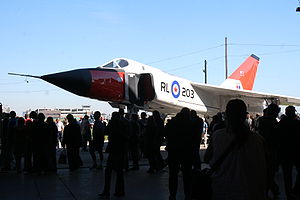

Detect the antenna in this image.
[225,37,228,79]
[203,60,207,84]
[8,73,41,79]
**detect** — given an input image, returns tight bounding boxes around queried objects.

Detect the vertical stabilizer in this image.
[220,54,259,90]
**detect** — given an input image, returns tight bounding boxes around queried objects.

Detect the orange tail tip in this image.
[221,54,260,90]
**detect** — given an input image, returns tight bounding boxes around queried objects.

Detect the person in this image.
[80,115,91,151]
[89,111,105,169]
[24,118,33,173]
[46,117,58,172]
[24,113,31,123]
[128,113,140,170]
[118,108,130,171]
[190,110,203,170]
[152,110,166,171]
[165,108,195,200]
[208,113,225,138]
[99,112,128,198]
[209,99,267,200]
[32,113,52,173]
[13,117,26,173]
[2,111,17,171]
[0,113,11,171]
[23,111,37,173]
[55,119,64,148]
[0,113,9,165]
[245,112,253,129]
[138,112,147,158]
[256,103,281,198]
[202,117,209,147]
[62,114,82,171]
[277,106,300,199]
[144,116,158,173]
[253,113,262,133]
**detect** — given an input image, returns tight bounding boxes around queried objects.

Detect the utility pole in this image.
[225,37,228,79]
[203,60,207,84]
[0,103,2,149]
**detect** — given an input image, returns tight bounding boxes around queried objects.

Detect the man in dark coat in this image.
[89,111,105,169]
[62,114,82,171]
[277,106,300,199]
[99,112,128,198]
[190,110,203,170]
[46,117,58,172]
[128,114,140,170]
[166,108,195,200]
[257,104,280,197]
[32,113,52,173]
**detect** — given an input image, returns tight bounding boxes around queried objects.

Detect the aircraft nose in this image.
[41,69,92,96]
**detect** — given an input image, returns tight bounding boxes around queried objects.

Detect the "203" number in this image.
[182,87,194,99]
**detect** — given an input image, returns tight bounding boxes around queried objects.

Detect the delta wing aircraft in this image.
[9,54,300,115]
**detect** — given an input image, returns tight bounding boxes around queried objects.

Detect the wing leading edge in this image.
[191,82,300,114]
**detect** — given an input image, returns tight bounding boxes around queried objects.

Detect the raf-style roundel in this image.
[171,80,180,98]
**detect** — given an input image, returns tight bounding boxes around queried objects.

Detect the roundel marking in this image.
[171,80,180,98]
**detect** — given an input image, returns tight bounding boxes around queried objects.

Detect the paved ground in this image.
[0,145,297,200]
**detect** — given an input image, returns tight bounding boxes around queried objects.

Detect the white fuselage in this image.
[114,58,207,114]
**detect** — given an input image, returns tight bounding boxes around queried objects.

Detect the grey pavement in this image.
[0,145,297,200]
[0,146,179,200]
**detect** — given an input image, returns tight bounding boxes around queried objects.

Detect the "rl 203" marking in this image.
[161,81,194,99]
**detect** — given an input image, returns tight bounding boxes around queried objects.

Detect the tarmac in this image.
[0,145,297,200]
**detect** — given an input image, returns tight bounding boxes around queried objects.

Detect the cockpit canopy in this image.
[100,59,129,69]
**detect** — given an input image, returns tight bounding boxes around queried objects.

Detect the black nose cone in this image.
[41,69,92,96]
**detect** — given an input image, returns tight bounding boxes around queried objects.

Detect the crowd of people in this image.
[0,111,58,174]
[0,99,300,200]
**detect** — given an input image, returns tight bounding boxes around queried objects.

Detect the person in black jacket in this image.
[32,113,52,173]
[190,110,203,170]
[277,106,300,199]
[62,114,82,171]
[144,116,158,173]
[153,110,166,171]
[99,112,128,198]
[89,111,105,169]
[166,108,195,200]
[2,111,17,171]
[46,117,58,172]
[256,103,280,198]
[14,117,26,173]
[128,113,140,170]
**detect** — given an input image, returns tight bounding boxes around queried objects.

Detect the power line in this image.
[149,43,300,66]
[147,44,224,64]
[256,48,300,56]
[149,42,300,73]
[166,48,300,73]
[229,43,300,47]
[168,62,201,72]
[147,42,300,68]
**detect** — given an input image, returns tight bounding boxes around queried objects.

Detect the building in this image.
[33,105,92,120]
[58,105,92,119]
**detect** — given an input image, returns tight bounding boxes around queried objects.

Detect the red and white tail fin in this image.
[220,54,259,90]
